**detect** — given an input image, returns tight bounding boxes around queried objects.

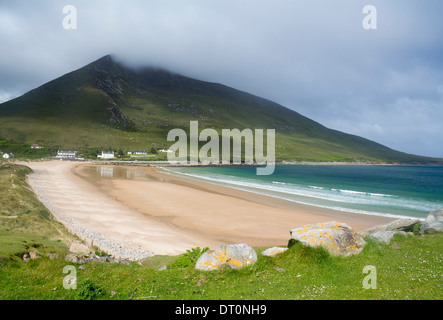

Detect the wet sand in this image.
[23,161,394,257]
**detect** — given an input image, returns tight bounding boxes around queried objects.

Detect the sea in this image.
[162,164,443,220]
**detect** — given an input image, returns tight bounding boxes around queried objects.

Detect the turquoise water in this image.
[163,165,443,220]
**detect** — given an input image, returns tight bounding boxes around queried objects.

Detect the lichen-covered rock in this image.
[420,209,443,234]
[261,247,288,257]
[195,243,257,271]
[289,221,366,256]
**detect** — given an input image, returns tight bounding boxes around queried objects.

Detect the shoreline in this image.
[65,159,443,167]
[21,160,395,258]
[158,166,425,221]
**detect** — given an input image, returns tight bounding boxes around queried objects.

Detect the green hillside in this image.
[0,55,441,163]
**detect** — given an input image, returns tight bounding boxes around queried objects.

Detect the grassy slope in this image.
[0,56,441,163]
[0,164,75,261]
[0,163,442,300]
[0,138,52,159]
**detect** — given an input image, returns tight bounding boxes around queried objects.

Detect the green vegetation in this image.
[171,247,210,269]
[76,279,104,300]
[1,55,441,164]
[0,163,75,262]
[0,163,442,300]
[0,138,52,159]
[1,233,442,300]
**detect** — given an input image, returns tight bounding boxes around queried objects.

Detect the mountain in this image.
[0,54,441,163]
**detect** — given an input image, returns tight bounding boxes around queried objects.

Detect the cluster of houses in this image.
[0,145,173,161]
[55,148,173,160]
[55,150,115,160]
[96,150,149,159]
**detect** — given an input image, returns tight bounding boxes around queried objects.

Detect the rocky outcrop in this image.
[22,250,40,263]
[289,221,366,256]
[420,209,443,234]
[195,244,257,271]
[358,218,420,238]
[65,253,131,265]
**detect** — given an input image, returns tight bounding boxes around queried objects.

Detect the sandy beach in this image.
[22,160,394,258]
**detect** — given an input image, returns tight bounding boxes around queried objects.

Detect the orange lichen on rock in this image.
[195,243,257,271]
[289,221,366,257]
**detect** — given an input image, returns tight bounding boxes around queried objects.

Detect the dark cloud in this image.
[0,0,442,157]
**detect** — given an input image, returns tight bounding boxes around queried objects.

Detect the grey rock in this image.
[195,243,257,271]
[47,253,59,259]
[420,209,443,234]
[359,218,420,238]
[64,253,130,265]
[289,221,366,256]
[368,231,408,244]
[65,253,79,264]
[22,251,40,262]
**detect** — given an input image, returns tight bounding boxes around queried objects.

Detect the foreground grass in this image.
[0,163,442,300]
[1,233,442,300]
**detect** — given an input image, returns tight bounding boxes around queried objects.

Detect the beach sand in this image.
[22,161,394,257]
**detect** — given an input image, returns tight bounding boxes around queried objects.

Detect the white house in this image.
[56,150,77,159]
[133,150,147,155]
[98,151,115,159]
[159,149,173,153]
[2,153,14,159]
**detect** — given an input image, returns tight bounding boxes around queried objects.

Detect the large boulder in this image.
[358,218,420,238]
[195,244,257,271]
[420,209,443,234]
[289,221,366,256]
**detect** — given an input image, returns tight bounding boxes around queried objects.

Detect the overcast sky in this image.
[1,0,442,157]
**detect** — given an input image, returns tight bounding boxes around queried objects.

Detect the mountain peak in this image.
[87,54,123,74]
[93,54,115,65]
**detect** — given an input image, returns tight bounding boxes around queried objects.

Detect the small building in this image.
[159,149,173,153]
[98,151,115,159]
[31,144,41,149]
[133,150,147,155]
[56,150,77,159]
[2,153,14,159]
